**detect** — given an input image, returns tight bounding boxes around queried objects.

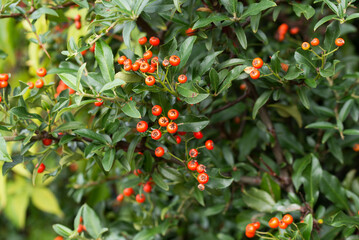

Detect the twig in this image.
[211,92,248,114]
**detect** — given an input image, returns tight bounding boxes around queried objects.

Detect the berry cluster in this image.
[245,57,263,80]
[36,163,46,173]
[268,214,294,229]
[302,37,345,50]
[77,216,87,234]
[26,67,47,89]
[116,170,155,204]
[353,144,359,152]
[54,80,75,98]
[245,221,260,238]
[0,73,9,89]
[74,14,81,30]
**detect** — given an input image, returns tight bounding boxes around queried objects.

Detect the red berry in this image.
[90,44,96,52]
[143,183,152,193]
[185,28,196,36]
[123,187,134,197]
[250,69,260,79]
[311,38,320,46]
[145,76,156,86]
[246,223,256,234]
[162,59,170,67]
[148,65,156,73]
[175,135,181,144]
[167,122,178,134]
[205,140,214,150]
[116,194,124,202]
[136,121,148,133]
[77,224,83,233]
[132,62,140,71]
[301,42,310,50]
[282,214,293,225]
[196,164,206,173]
[0,81,8,88]
[187,160,198,171]
[136,193,146,203]
[143,50,153,59]
[197,173,209,184]
[253,221,260,230]
[124,63,132,71]
[198,183,205,191]
[0,96,2,103]
[178,74,187,83]
[245,231,255,238]
[152,105,162,116]
[138,37,147,45]
[140,62,150,73]
[252,58,264,69]
[151,57,159,67]
[36,67,47,77]
[42,138,52,146]
[35,79,44,88]
[193,131,203,139]
[269,217,280,228]
[151,129,162,140]
[168,109,179,120]
[158,116,169,127]
[335,38,345,47]
[133,169,143,176]
[169,55,180,66]
[178,132,186,136]
[149,37,160,46]
[0,73,9,81]
[94,98,103,107]
[118,56,127,65]
[74,14,81,21]
[290,27,299,35]
[37,163,46,173]
[279,220,288,229]
[124,59,132,65]
[27,82,34,90]
[75,21,81,29]
[155,147,165,157]
[189,149,198,158]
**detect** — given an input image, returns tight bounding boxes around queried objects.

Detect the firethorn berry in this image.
[335,38,345,47]
[37,163,46,173]
[151,57,159,67]
[77,224,84,233]
[42,138,52,146]
[301,42,310,50]
[136,121,148,132]
[89,43,96,52]
[151,129,162,140]
[189,149,198,158]
[353,144,359,152]
[81,50,87,55]
[245,231,255,238]
[268,217,280,228]
[169,55,181,66]
[282,214,293,225]
[124,59,132,65]
[137,58,147,64]
[159,116,169,127]
[74,14,81,21]
[118,56,127,64]
[138,36,147,45]
[187,160,198,171]
[318,219,323,224]
[54,236,64,240]
[155,146,165,157]
[205,140,214,150]
[148,65,156,73]
[240,83,246,91]
[250,69,260,79]
[252,57,264,69]
[143,50,153,59]
[145,76,156,86]
[178,74,187,83]
[143,183,152,193]
[175,135,181,144]
[75,21,81,29]
[253,222,260,230]
[0,73,9,81]
[94,98,104,107]
[132,62,140,71]
[193,131,203,139]
[311,38,320,46]
[278,23,289,34]
[185,28,196,36]
[136,194,146,203]
[123,187,134,197]
[178,131,186,136]
[246,223,256,234]
[278,220,288,229]
[290,27,299,35]
[35,79,44,88]
[167,122,178,134]
[197,173,209,184]
[124,63,132,71]
[0,96,2,103]
[140,62,150,72]
[36,67,47,77]
[196,164,206,173]
[162,59,170,67]
[133,169,142,176]
[149,36,160,46]
[198,183,205,191]
[281,63,289,72]
[0,81,8,88]
[116,194,124,202]
[168,109,179,120]
[152,105,162,116]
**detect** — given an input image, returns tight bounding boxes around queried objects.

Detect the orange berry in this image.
[282,214,293,225]
[268,217,279,228]
[335,38,345,47]
[279,220,288,229]
[310,38,320,46]
[302,42,310,50]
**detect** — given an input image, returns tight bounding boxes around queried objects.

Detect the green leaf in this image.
[76,63,86,92]
[123,21,136,49]
[152,172,169,191]
[339,99,354,122]
[193,188,205,206]
[314,14,336,31]
[100,78,126,93]
[178,36,196,69]
[285,65,303,80]
[103,148,115,171]
[305,121,336,129]
[198,51,223,76]
[209,68,220,93]
[302,214,313,240]
[30,7,59,19]
[320,171,350,210]
[347,13,359,21]
[234,27,247,49]
[241,0,277,18]
[297,87,310,109]
[268,104,302,127]
[343,129,359,136]
[324,21,340,52]
[303,155,322,207]
[270,52,281,74]
[176,115,209,132]
[173,0,182,13]
[122,101,141,118]
[0,49,8,59]
[0,133,11,162]
[330,211,359,228]
[292,3,315,20]
[252,90,272,119]
[58,73,82,92]
[9,107,42,121]
[83,204,105,238]
[74,129,109,144]
[323,0,338,15]
[95,39,115,83]
[52,224,73,238]
[73,0,89,8]
[126,135,141,169]
[192,14,230,29]
[133,227,160,240]
[220,0,236,14]
[158,165,183,182]
[292,155,311,191]
[203,204,226,216]
[31,187,64,217]
[242,188,275,212]
[294,49,317,71]
[55,121,86,132]
[112,127,130,143]
[320,60,340,77]
[328,138,343,164]
[250,13,261,33]
[260,173,281,201]
[206,177,233,189]
[115,71,142,83]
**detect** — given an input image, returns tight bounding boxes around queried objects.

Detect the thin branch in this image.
[211,92,248,114]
